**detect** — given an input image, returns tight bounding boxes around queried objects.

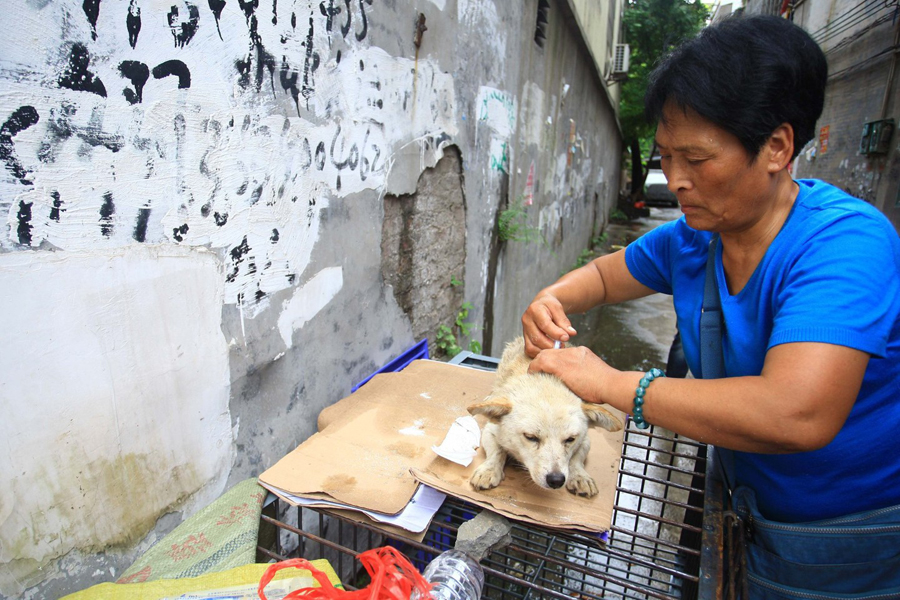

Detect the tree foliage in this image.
[620,0,709,190]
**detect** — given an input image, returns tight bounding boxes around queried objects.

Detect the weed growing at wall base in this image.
[435,302,482,358]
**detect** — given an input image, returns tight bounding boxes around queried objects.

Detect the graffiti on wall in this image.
[1,0,457,315]
[476,86,516,174]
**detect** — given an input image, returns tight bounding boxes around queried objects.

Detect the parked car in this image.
[642,156,679,207]
[643,169,678,207]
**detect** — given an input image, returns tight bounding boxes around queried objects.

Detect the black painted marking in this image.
[270,228,279,242]
[1,106,40,185]
[320,0,341,32]
[152,60,191,88]
[272,0,277,24]
[99,192,115,236]
[17,201,32,245]
[279,59,301,116]
[201,202,211,217]
[250,184,263,204]
[238,0,257,20]
[133,206,150,242]
[301,16,319,107]
[172,223,189,242]
[58,43,107,97]
[356,0,373,42]
[118,61,150,104]
[168,4,200,48]
[83,0,101,40]
[255,288,266,301]
[214,211,228,226]
[340,0,351,37]
[226,236,251,282]
[49,191,63,221]
[208,0,226,40]
[127,0,141,48]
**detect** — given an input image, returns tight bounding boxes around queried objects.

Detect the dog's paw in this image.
[470,463,504,491]
[566,472,599,498]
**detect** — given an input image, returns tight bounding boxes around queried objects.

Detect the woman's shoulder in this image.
[795,179,891,224]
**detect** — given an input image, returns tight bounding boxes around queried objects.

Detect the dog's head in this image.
[468,376,622,491]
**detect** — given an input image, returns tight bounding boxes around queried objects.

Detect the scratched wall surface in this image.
[0,0,623,596]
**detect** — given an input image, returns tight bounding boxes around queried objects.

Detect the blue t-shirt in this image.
[625,179,900,522]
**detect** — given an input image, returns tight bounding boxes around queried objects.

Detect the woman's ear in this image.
[765,123,795,173]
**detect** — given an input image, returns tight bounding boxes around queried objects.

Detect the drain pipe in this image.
[880,17,900,119]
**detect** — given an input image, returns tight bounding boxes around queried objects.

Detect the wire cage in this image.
[257,354,724,599]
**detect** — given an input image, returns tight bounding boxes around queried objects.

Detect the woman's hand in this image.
[527,345,615,405]
[521,293,578,357]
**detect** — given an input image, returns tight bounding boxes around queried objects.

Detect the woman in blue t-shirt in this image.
[522,15,900,599]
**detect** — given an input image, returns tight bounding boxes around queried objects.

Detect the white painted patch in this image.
[521,82,546,148]
[0,246,232,594]
[458,0,507,65]
[2,2,456,315]
[475,86,517,174]
[423,0,447,10]
[277,266,344,348]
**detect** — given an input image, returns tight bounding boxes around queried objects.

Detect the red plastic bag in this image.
[258,546,433,600]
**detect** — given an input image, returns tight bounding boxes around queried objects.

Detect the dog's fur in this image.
[467,337,623,497]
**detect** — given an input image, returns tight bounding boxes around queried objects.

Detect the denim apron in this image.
[702,237,900,599]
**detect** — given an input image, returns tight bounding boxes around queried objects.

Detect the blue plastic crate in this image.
[350,338,430,392]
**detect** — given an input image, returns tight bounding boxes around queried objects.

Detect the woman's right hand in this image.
[522,293,578,357]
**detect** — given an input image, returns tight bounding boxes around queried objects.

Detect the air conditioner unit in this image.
[611,44,630,79]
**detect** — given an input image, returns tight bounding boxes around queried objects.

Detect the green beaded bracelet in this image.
[631,368,665,430]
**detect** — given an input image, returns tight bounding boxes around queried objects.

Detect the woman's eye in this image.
[524,434,539,443]
[687,158,706,165]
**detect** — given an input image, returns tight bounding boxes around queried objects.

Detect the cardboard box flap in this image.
[411,413,625,533]
[259,360,495,515]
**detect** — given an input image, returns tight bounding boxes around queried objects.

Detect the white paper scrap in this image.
[432,416,481,467]
[270,484,446,533]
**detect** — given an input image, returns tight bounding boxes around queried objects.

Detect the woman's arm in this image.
[522,250,656,357]
[529,341,868,453]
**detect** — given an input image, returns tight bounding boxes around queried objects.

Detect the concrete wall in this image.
[745,0,900,231]
[0,0,623,597]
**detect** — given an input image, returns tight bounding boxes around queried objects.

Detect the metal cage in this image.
[257,353,726,599]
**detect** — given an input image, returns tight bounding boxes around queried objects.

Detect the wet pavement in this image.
[571,206,683,372]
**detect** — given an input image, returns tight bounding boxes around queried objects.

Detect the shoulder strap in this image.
[700,235,725,380]
[699,235,737,491]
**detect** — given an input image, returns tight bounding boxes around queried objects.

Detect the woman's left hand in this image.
[527,345,615,405]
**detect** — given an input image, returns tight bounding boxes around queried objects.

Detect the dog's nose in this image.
[546,473,565,489]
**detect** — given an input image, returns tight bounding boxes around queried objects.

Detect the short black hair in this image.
[645,15,828,161]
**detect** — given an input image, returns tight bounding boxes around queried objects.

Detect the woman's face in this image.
[655,104,778,234]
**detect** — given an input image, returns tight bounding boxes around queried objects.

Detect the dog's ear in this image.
[582,403,623,432]
[467,396,512,422]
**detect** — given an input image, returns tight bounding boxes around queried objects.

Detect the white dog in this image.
[467,337,623,497]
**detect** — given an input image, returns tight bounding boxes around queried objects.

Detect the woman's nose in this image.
[664,162,690,194]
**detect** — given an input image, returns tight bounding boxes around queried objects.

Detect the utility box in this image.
[859,119,895,156]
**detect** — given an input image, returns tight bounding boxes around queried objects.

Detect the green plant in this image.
[450,274,462,287]
[436,302,481,358]
[498,199,543,244]
[610,208,629,223]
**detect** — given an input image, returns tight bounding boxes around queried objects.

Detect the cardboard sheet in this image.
[259,358,625,535]
[259,360,495,515]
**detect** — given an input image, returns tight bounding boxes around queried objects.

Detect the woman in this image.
[522,15,900,599]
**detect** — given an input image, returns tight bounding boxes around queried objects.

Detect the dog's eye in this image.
[564,436,577,444]
[524,433,539,443]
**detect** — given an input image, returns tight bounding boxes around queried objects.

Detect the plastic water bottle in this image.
[412,550,485,600]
